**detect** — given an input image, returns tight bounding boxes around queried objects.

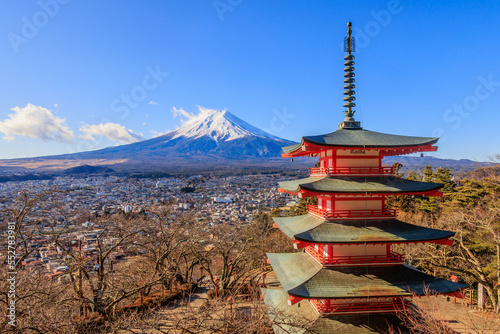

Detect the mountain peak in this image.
[170,108,280,143]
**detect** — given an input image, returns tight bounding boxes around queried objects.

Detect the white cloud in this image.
[197,105,225,116]
[79,123,144,144]
[148,101,160,106]
[171,106,226,124]
[150,129,171,138]
[0,104,74,143]
[171,107,195,122]
[150,130,162,137]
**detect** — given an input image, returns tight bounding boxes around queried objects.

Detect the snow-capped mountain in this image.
[124,109,294,158]
[27,109,296,167]
[170,108,280,143]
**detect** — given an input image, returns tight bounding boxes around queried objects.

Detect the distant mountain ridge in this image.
[383,156,496,176]
[0,109,296,172]
[62,164,116,175]
[0,109,495,175]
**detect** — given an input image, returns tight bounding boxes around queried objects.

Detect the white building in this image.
[213,197,233,203]
[122,204,133,213]
[156,180,168,188]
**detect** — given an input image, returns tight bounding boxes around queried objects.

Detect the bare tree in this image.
[192,223,253,291]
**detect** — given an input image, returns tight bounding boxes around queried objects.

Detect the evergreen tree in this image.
[295,197,318,215]
[452,179,500,206]
[416,165,455,213]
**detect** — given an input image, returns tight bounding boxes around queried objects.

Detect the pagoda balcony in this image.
[308,166,394,176]
[305,246,404,266]
[307,205,396,220]
[310,298,410,315]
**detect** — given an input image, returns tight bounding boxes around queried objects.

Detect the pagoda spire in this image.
[339,21,361,129]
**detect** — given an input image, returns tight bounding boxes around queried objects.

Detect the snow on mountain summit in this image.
[170,108,281,142]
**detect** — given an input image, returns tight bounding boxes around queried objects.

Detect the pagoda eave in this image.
[287,291,411,300]
[292,238,454,249]
[380,144,437,157]
[279,187,443,198]
[273,215,455,245]
[278,175,445,198]
[282,140,438,158]
[268,253,467,300]
[263,288,410,334]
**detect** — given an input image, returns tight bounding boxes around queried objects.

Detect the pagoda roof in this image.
[267,252,466,299]
[279,176,443,196]
[262,288,408,334]
[282,128,438,155]
[273,214,454,244]
[262,288,316,334]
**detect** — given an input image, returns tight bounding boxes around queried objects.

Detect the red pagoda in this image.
[262,22,465,334]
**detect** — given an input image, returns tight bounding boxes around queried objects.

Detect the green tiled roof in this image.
[273,214,454,243]
[310,314,408,334]
[279,176,443,194]
[267,253,322,292]
[262,288,409,334]
[273,214,325,240]
[267,252,466,299]
[282,128,438,153]
[261,288,316,334]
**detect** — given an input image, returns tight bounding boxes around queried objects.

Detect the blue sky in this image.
[1,0,499,161]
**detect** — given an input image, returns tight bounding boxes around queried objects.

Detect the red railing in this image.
[308,166,394,176]
[310,298,410,314]
[305,246,403,266]
[307,205,396,220]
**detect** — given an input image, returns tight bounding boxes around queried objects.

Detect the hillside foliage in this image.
[389,163,500,312]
